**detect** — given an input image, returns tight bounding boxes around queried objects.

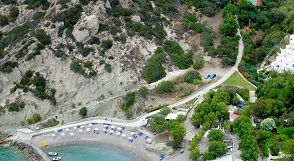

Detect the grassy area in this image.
[222,71,256,91]
[271,158,285,161]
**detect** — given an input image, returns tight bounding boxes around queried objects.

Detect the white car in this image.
[52,157,61,161]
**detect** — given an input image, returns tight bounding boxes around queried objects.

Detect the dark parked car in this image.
[210,74,216,79]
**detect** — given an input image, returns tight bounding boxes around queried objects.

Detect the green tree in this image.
[9,7,19,22]
[189,147,200,161]
[101,39,113,50]
[0,15,9,26]
[219,15,238,37]
[176,114,186,123]
[203,141,228,160]
[260,118,276,131]
[160,106,171,116]
[168,123,187,148]
[281,139,294,159]
[208,129,224,142]
[155,81,174,94]
[222,4,237,18]
[79,107,87,117]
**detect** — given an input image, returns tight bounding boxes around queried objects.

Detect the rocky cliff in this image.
[0,0,208,130]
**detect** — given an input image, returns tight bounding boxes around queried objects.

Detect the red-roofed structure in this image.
[230,114,240,122]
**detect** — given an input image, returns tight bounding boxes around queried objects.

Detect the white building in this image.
[165,108,188,120]
[271,34,294,73]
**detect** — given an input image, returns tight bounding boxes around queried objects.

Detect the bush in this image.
[163,40,193,69]
[121,92,135,112]
[112,17,122,26]
[70,60,85,75]
[87,36,100,45]
[183,70,202,84]
[0,15,9,27]
[193,53,204,70]
[9,7,19,22]
[51,5,83,28]
[0,61,18,73]
[104,63,112,73]
[8,101,25,112]
[79,107,87,117]
[33,12,46,20]
[35,29,51,45]
[83,61,93,68]
[101,40,113,50]
[155,81,174,94]
[142,48,167,83]
[139,86,148,98]
[27,113,42,124]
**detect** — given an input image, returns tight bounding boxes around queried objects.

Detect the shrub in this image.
[139,86,148,98]
[121,92,135,112]
[183,70,202,84]
[87,36,100,45]
[79,107,87,117]
[142,48,167,83]
[163,40,193,69]
[155,81,174,94]
[35,29,51,45]
[193,53,204,70]
[27,113,42,124]
[8,101,25,112]
[83,61,93,68]
[101,39,113,50]
[112,17,122,26]
[0,61,18,73]
[0,15,9,27]
[51,5,83,28]
[33,12,46,20]
[70,60,85,75]
[104,63,112,73]
[9,7,19,22]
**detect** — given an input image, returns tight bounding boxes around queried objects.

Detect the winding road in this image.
[17,30,244,144]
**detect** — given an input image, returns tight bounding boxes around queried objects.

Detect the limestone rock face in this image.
[72,29,90,42]
[131,15,141,23]
[145,143,174,156]
[72,14,99,42]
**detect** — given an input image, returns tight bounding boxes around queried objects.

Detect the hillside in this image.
[0,0,229,130]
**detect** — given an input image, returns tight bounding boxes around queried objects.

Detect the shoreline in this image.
[41,139,149,161]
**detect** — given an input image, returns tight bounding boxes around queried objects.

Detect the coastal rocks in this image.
[145,143,174,156]
[10,141,44,161]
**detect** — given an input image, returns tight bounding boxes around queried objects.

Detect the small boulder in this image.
[131,15,141,23]
[145,143,174,156]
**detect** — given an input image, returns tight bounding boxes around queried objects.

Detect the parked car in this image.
[210,74,216,79]
[204,74,210,79]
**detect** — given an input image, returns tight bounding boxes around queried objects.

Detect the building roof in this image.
[249,0,261,6]
[230,114,240,119]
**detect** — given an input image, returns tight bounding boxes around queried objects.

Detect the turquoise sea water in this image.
[0,147,28,161]
[43,143,139,161]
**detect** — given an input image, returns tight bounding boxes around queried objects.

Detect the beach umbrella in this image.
[111,125,116,129]
[86,128,91,131]
[81,125,85,129]
[73,126,77,129]
[130,132,135,135]
[51,134,56,137]
[70,133,74,136]
[88,124,93,126]
[147,138,152,142]
[104,125,108,127]
[61,133,65,136]
[54,129,58,132]
[109,130,114,133]
[36,127,39,130]
[117,127,122,131]
[65,128,70,131]
[122,134,126,137]
[128,137,133,140]
[103,128,107,131]
[116,132,120,135]
[94,128,99,131]
[79,129,83,132]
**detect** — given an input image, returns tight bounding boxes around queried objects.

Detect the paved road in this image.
[18,30,244,143]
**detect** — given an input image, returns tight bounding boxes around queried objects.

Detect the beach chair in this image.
[145,136,149,139]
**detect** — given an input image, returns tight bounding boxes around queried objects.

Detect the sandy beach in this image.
[30,123,159,161]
